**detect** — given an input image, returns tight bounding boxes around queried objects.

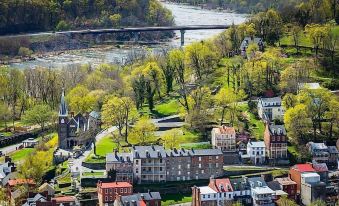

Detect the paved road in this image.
[71,126,117,177]
[0,142,23,156]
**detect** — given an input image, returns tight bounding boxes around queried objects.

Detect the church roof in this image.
[59,90,68,116]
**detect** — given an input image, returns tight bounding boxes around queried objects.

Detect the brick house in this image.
[275,177,297,200]
[289,163,315,193]
[264,124,288,160]
[97,181,133,206]
[211,126,236,152]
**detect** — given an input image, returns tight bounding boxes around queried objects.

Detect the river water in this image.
[10,2,247,69]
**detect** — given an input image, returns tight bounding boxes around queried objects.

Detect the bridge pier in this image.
[180,30,185,47]
[133,32,141,42]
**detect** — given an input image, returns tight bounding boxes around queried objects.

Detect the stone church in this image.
[58,91,101,149]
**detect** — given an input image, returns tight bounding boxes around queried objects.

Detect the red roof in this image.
[139,200,147,206]
[7,179,35,186]
[216,126,236,135]
[208,178,233,192]
[98,181,132,189]
[293,164,315,172]
[52,196,76,203]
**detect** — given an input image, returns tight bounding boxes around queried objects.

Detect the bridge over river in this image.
[0,25,231,46]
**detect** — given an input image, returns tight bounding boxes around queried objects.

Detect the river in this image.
[10,2,247,69]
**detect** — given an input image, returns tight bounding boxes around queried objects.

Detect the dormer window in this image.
[219,184,224,190]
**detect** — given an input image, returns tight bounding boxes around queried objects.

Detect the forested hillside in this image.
[0,0,174,34]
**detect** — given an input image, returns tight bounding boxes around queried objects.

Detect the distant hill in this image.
[0,0,174,35]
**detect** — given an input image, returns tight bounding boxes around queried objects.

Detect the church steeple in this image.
[59,89,68,117]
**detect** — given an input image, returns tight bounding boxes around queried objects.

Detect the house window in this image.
[120,188,123,193]
[199,164,201,168]
[178,171,181,175]
[135,160,139,165]
[203,195,205,199]
[199,157,202,161]
[216,156,219,159]
[187,164,190,169]
[201,170,204,174]
[110,196,113,201]
[105,196,108,201]
[216,163,219,168]
[178,165,181,169]
[124,188,127,193]
[105,189,108,194]
[136,168,139,173]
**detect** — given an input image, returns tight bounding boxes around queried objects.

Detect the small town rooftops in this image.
[52,196,77,203]
[7,178,35,186]
[328,146,338,154]
[230,178,250,191]
[106,152,133,163]
[259,97,282,107]
[301,172,320,178]
[312,162,328,172]
[121,192,161,202]
[268,125,286,136]
[293,164,315,172]
[275,177,297,186]
[252,186,275,194]
[213,126,235,135]
[97,181,132,189]
[199,186,217,194]
[248,141,265,148]
[248,177,268,188]
[209,178,233,192]
[132,146,167,159]
[308,142,328,150]
[89,111,101,119]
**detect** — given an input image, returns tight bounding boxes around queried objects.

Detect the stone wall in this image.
[81,162,105,170]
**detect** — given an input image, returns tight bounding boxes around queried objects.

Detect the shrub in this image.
[56,20,71,31]
[18,47,33,57]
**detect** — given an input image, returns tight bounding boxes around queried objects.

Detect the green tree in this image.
[66,85,98,113]
[305,24,330,56]
[101,96,137,143]
[162,128,181,149]
[0,103,10,131]
[168,49,190,112]
[284,104,311,143]
[310,199,326,206]
[277,195,298,206]
[129,116,157,145]
[21,104,55,131]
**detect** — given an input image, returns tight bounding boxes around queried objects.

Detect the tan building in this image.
[211,126,236,152]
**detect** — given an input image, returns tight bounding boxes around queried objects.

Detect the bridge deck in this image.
[0,25,230,38]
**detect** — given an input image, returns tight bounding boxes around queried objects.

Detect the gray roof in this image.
[22,193,47,206]
[120,192,161,206]
[188,148,223,156]
[268,125,286,136]
[132,146,167,159]
[0,162,14,179]
[248,177,267,188]
[166,148,222,157]
[106,152,133,163]
[89,111,101,119]
[240,37,263,50]
[328,146,338,154]
[230,178,250,191]
[309,142,328,151]
[267,181,281,191]
[259,97,282,107]
[59,90,68,116]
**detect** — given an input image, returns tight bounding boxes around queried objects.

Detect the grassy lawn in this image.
[180,142,212,149]
[58,172,71,184]
[96,135,118,157]
[161,194,192,206]
[154,99,181,116]
[82,171,105,177]
[239,103,265,140]
[10,148,35,162]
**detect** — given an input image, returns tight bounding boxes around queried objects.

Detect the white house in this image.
[257,97,284,121]
[248,177,275,206]
[195,177,235,206]
[247,141,266,165]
